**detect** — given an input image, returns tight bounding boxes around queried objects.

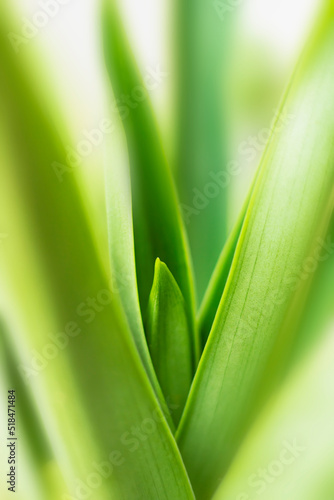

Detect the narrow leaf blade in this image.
[146,259,193,426]
[104,129,174,427]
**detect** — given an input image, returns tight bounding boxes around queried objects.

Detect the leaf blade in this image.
[104,129,175,427]
[146,259,193,426]
[174,0,231,301]
[177,8,334,498]
[102,0,198,363]
[0,10,195,498]
[213,322,334,500]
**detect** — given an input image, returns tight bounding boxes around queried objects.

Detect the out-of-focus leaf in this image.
[177,6,334,499]
[0,319,66,500]
[146,259,193,426]
[174,0,231,302]
[213,323,334,500]
[256,207,334,402]
[287,217,334,365]
[0,9,194,499]
[102,0,198,363]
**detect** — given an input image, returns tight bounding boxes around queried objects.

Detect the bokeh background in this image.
[6,0,323,301]
[1,1,333,499]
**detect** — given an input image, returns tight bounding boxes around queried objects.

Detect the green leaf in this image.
[174,0,231,301]
[146,259,193,426]
[0,9,194,499]
[197,98,280,350]
[283,215,334,369]
[213,322,334,500]
[177,6,334,498]
[102,0,198,363]
[256,207,334,401]
[104,127,174,426]
[0,319,67,500]
[197,193,248,349]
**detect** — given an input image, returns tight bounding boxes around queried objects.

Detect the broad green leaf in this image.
[0,9,194,499]
[289,217,334,363]
[174,0,231,301]
[177,6,334,498]
[146,259,193,426]
[104,126,173,426]
[256,206,334,401]
[213,322,334,500]
[102,0,198,362]
[277,215,334,374]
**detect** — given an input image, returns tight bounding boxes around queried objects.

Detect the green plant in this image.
[0,1,334,500]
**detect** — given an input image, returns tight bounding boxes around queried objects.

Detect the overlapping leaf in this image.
[198,195,248,349]
[177,5,334,498]
[0,7,194,498]
[104,126,172,424]
[102,0,198,363]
